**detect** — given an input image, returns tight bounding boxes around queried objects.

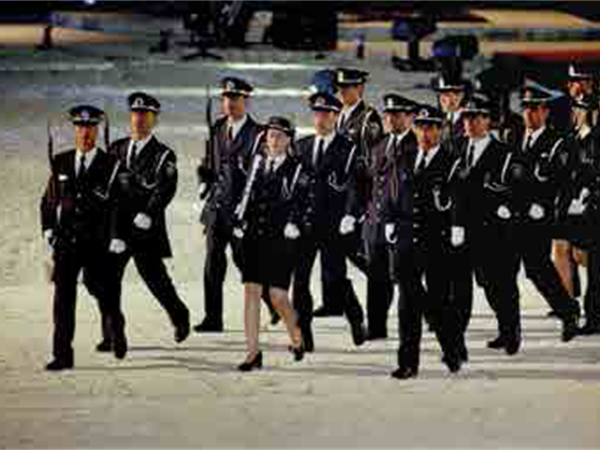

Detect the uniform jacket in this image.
[200,115,263,230]
[241,151,314,240]
[110,136,177,257]
[295,133,357,236]
[40,148,120,253]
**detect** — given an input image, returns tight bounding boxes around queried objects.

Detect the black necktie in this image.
[467,143,475,169]
[388,135,397,158]
[227,125,234,143]
[267,159,275,174]
[339,114,346,131]
[77,153,87,180]
[524,134,533,152]
[128,142,138,169]
[416,153,427,174]
[314,138,325,168]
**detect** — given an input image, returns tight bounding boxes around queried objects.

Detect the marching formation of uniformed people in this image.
[41,63,600,378]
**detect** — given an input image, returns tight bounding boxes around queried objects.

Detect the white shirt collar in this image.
[578,124,592,140]
[75,147,97,173]
[386,129,410,153]
[265,153,287,172]
[340,99,362,123]
[415,145,440,170]
[447,110,461,125]
[227,114,248,141]
[315,131,336,152]
[468,134,492,167]
[130,134,153,155]
[313,131,336,165]
[524,126,546,149]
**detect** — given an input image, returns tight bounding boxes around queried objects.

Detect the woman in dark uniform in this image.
[234,116,313,371]
[563,96,600,335]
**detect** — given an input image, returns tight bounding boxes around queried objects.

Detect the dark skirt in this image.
[241,235,297,290]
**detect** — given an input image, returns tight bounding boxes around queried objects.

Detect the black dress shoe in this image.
[238,352,263,372]
[301,326,314,353]
[579,322,600,336]
[175,318,190,344]
[442,356,462,374]
[547,310,560,318]
[562,310,581,343]
[193,319,223,333]
[390,366,418,380]
[95,340,113,353]
[45,358,74,372]
[350,321,367,347]
[504,337,521,356]
[113,334,128,360]
[366,330,388,341]
[487,336,505,350]
[313,306,344,317]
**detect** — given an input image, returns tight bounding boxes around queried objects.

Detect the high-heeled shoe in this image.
[288,343,305,362]
[237,352,263,372]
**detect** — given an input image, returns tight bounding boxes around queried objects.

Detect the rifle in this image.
[197,86,215,200]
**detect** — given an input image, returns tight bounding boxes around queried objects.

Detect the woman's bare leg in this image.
[553,240,575,297]
[243,283,263,360]
[269,287,302,348]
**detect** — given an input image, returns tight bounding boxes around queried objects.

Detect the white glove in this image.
[284,223,300,240]
[339,215,356,235]
[451,226,465,247]
[43,229,54,255]
[528,203,545,220]
[233,227,245,239]
[385,223,397,244]
[497,205,512,220]
[234,202,243,217]
[109,238,127,254]
[568,199,586,216]
[133,213,152,230]
[580,188,591,202]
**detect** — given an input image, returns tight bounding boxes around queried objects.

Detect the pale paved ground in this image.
[1,12,600,449]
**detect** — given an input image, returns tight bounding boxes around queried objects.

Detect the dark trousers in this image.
[317,223,368,313]
[584,247,600,326]
[473,226,522,340]
[52,246,123,361]
[365,240,394,335]
[202,216,244,325]
[110,249,189,334]
[519,228,579,320]
[448,245,473,335]
[395,245,461,370]
[293,232,364,332]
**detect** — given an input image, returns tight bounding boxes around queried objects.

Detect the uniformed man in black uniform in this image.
[435,74,469,156]
[293,92,367,352]
[107,92,191,347]
[362,93,418,340]
[387,105,462,380]
[333,67,384,317]
[195,77,265,332]
[447,94,523,357]
[566,63,596,102]
[512,86,581,343]
[41,105,127,371]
